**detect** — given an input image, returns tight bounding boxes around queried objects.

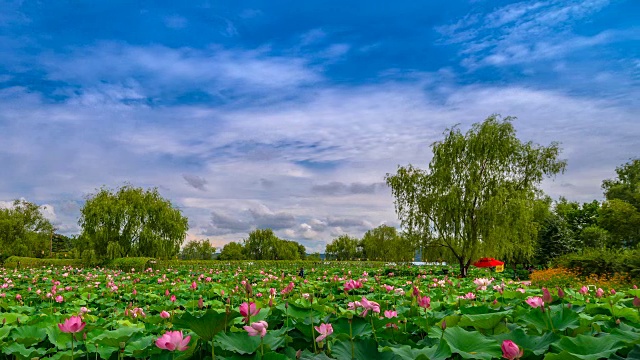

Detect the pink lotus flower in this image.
[132,288,137,296]
[58,315,86,333]
[474,278,492,290]
[633,296,640,308]
[579,286,589,295]
[155,331,191,351]
[557,288,565,299]
[359,297,380,316]
[198,296,204,309]
[15,294,22,301]
[55,295,64,303]
[610,289,616,295]
[383,285,394,292]
[596,288,604,298]
[170,295,176,302]
[314,323,333,342]
[190,281,197,290]
[501,340,523,360]
[239,302,260,322]
[384,310,397,319]
[160,311,170,319]
[244,320,268,338]
[526,297,544,308]
[417,295,431,309]
[412,286,420,297]
[542,288,552,304]
[344,279,363,291]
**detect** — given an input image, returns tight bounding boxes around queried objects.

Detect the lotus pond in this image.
[1,262,639,359]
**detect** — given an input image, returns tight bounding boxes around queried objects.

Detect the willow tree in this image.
[385,115,566,276]
[78,185,188,259]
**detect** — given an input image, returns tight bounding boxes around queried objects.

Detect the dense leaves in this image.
[0,261,638,359]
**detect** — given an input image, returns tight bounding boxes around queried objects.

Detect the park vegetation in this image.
[1,115,638,279]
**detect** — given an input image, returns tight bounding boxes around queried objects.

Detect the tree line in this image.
[1,115,638,272]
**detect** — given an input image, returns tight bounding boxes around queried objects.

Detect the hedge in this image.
[3,256,83,269]
[105,257,156,271]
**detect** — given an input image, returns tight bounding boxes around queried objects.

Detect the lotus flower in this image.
[160,310,170,319]
[244,320,268,338]
[417,295,431,309]
[384,310,397,319]
[359,297,380,316]
[344,279,363,291]
[596,288,604,298]
[542,288,553,304]
[633,296,640,308]
[239,302,260,322]
[58,315,86,333]
[579,286,588,295]
[501,340,523,360]
[314,323,333,342]
[526,296,544,308]
[155,331,191,351]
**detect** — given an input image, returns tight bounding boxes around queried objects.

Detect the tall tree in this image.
[181,239,216,260]
[0,200,54,257]
[218,241,246,260]
[78,185,188,259]
[325,235,359,260]
[243,228,279,260]
[361,225,414,261]
[599,159,640,248]
[386,115,566,276]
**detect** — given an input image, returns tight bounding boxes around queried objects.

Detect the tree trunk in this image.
[459,258,471,277]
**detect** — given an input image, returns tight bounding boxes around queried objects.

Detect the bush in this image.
[4,256,83,269]
[553,248,640,279]
[106,257,155,271]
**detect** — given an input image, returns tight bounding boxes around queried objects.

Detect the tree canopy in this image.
[386,115,566,276]
[599,159,640,248]
[78,185,188,259]
[0,199,54,257]
[181,239,216,260]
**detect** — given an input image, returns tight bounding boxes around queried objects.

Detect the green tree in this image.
[386,115,566,276]
[243,228,279,260]
[0,200,54,257]
[218,241,246,260]
[360,225,414,261]
[325,235,359,260]
[181,239,216,260]
[599,159,640,248]
[602,158,640,210]
[274,239,301,260]
[598,199,640,248]
[78,185,188,259]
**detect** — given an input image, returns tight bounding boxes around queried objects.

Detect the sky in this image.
[1,0,638,253]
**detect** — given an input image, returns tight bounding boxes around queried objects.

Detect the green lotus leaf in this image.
[443,326,502,360]
[551,334,625,360]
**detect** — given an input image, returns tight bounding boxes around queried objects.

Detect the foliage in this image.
[325,235,359,260]
[4,256,83,268]
[218,241,246,260]
[600,158,640,248]
[598,199,640,248]
[78,184,189,260]
[243,229,303,260]
[0,262,639,360]
[106,257,155,271]
[361,225,415,261]
[0,199,54,258]
[386,115,566,276]
[181,239,216,260]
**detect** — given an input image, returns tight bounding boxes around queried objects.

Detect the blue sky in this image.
[1,0,638,252]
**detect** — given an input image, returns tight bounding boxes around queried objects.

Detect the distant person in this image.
[298,267,305,278]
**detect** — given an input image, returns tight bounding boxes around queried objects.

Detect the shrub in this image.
[106,257,155,271]
[4,256,83,269]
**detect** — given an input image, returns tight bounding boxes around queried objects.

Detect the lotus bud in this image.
[198,296,204,310]
[557,288,565,299]
[441,320,447,331]
[633,296,640,308]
